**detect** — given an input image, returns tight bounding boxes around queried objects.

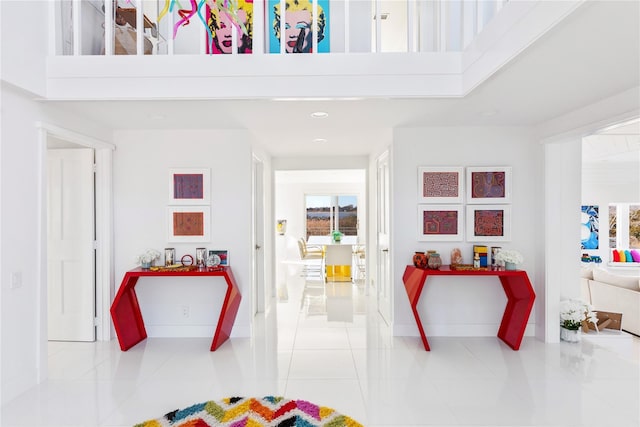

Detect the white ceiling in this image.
[46,1,640,158]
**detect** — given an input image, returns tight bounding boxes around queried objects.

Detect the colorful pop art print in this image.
[209,250,230,266]
[418,167,464,203]
[418,205,464,242]
[581,205,599,249]
[466,205,512,242]
[167,206,211,242]
[466,166,512,204]
[169,168,210,205]
[205,0,253,54]
[268,0,330,53]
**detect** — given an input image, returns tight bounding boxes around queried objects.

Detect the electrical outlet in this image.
[181,305,190,318]
[10,272,22,289]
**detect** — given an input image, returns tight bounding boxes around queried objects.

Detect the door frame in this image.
[251,154,266,315]
[36,123,114,379]
[375,150,392,325]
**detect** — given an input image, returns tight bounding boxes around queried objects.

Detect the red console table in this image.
[110,267,241,351]
[402,265,535,351]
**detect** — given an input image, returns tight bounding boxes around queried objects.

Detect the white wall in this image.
[112,129,253,339]
[0,1,47,95]
[392,126,541,337]
[0,84,112,404]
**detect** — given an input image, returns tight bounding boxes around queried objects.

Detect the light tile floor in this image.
[2,274,639,427]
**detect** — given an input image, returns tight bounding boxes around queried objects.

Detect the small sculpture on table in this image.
[451,248,463,266]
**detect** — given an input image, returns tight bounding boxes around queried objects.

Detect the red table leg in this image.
[110,267,241,351]
[402,265,535,351]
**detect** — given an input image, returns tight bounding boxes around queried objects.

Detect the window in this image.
[306,195,358,239]
[609,203,640,249]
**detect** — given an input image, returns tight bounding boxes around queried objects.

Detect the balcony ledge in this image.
[46,52,464,100]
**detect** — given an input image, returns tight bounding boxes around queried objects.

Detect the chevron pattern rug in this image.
[134,396,363,427]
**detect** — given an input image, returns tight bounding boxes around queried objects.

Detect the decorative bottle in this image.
[427,253,442,270]
[413,252,427,269]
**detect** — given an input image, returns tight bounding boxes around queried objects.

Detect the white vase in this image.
[505,261,517,271]
[560,326,581,342]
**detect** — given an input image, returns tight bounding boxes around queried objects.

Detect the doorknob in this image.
[255,244,261,250]
[382,248,389,252]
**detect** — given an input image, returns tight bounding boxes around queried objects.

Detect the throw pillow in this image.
[618,250,626,262]
[631,249,640,262]
[624,250,633,262]
[612,250,620,262]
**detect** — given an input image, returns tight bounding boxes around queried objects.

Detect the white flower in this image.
[136,249,161,264]
[494,249,524,265]
[560,298,597,330]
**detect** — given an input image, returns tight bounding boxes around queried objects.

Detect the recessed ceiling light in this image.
[310,111,328,119]
[313,138,327,143]
[480,109,498,117]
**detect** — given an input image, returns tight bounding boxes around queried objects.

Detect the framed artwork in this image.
[466,166,512,204]
[466,205,512,242]
[581,205,599,249]
[418,205,464,241]
[208,250,229,266]
[167,206,211,242]
[268,0,330,53]
[418,166,464,203]
[169,168,210,205]
[205,1,253,54]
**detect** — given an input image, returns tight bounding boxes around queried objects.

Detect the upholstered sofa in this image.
[581,267,640,336]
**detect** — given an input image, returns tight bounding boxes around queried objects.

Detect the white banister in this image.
[253,0,265,54]
[312,0,318,53]
[57,0,509,57]
[167,5,175,55]
[344,0,350,53]
[374,0,381,53]
[104,0,113,55]
[72,0,82,55]
[136,1,144,55]
[407,0,416,52]
[279,0,285,54]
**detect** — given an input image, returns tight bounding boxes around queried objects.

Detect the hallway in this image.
[1,271,639,426]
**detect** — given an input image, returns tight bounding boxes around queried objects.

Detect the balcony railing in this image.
[56,0,509,56]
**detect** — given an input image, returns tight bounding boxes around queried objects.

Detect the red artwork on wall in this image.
[173,212,205,236]
[473,209,504,236]
[423,210,459,235]
[471,171,506,199]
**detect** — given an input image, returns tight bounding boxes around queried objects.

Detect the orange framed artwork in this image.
[167,206,211,242]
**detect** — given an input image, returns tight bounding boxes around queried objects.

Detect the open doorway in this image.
[38,124,115,351]
[274,169,367,322]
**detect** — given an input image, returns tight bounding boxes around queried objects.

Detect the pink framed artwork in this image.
[418,167,464,203]
[466,166,512,204]
[418,205,464,241]
[169,168,210,205]
[466,205,512,242]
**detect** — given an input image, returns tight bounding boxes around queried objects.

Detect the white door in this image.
[377,151,392,324]
[252,157,266,314]
[47,148,96,341]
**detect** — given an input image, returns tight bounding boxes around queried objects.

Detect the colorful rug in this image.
[134,396,363,427]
